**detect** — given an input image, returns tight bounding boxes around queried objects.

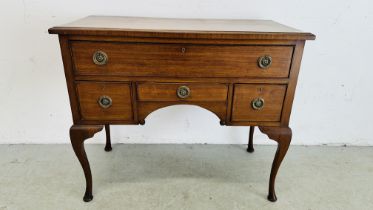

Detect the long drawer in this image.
[71,41,293,78]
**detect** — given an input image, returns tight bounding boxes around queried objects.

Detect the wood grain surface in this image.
[76,82,133,121]
[231,84,286,122]
[49,16,315,40]
[137,83,228,102]
[71,41,293,78]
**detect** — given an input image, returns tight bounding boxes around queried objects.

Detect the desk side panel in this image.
[280,40,305,126]
[58,35,81,123]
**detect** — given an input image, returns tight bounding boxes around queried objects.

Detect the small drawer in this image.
[137,83,228,102]
[76,82,133,121]
[71,41,293,78]
[231,84,286,122]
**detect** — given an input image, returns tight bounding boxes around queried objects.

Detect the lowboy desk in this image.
[49,16,315,202]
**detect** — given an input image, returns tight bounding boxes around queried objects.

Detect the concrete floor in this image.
[0,145,372,210]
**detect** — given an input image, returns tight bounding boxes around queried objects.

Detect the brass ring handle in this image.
[98,96,112,109]
[93,50,108,65]
[251,98,265,110]
[176,86,190,99]
[258,55,272,69]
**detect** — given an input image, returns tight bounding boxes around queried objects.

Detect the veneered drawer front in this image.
[71,41,293,78]
[137,83,228,102]
[232,84,286,122]
[76,82,133,121]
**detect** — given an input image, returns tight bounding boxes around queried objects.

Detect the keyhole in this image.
[181,47,186,53]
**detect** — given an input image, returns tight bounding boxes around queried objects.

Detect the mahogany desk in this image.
[49,16,315,202]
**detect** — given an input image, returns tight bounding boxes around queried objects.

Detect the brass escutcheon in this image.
[93,50,108,65]
[177,86,190,99]
[98,95,112,108]
[251,97,265,110]
[258,55,272,69]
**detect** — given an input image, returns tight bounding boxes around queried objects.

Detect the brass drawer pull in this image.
[93,50,108,65]
[258,55,272,69]
[98,96,112,108]
[251,98,265,110]
[176,85,190,99]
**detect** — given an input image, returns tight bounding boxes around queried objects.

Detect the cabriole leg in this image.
[104,124,112,152]
[259,126,292,202]
[247,126,255,153]
[70,125,103,202]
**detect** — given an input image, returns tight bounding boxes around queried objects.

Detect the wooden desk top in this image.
[49,16,315,40]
